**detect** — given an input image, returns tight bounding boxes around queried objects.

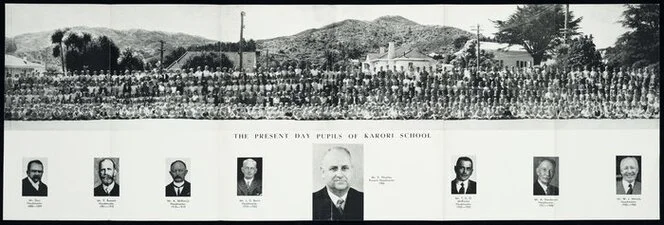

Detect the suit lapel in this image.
[182,182,191,195]
[238,180,248,194]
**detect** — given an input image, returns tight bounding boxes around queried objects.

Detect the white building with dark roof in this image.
[476,41,534,68]
[5,54,44,74]
[363,42,438,74]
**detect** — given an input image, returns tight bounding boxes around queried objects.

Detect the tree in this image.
[163,46,187,68]
[494,4,581,65]
[117,47,145,71]
[5,37,17,54]
[451,39,498,69]
[605,4,659,68]
[51,28,70,73]
[181,52,233,70]
[453,36,470,50]
[554,35,603,69]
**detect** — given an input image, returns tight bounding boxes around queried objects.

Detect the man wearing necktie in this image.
[616,156,641,195]
[451,156,476,194]
[166,160,191,197]
[533,157,559,196]
[237,158,262,196]
[312,147,363,221]
[94,158,120,197]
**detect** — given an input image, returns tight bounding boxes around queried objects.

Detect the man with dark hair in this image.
[22,160,48,196]
[94,158,119,196]
[166,160,191,197]
[451,156,476,194]
[313,147,363,221]
[534,158,559,195]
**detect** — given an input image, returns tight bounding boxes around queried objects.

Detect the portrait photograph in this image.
[616,156,641,195]
[312,144,363,221]
[93,157,120,197]
[533,157,559,196]
[22,157,48,197]
[237,157,263,196]
[165,158,191,197]
[451,155,476,195]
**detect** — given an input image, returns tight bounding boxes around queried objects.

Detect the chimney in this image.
[388,42,395,59]
[379,47,385,55]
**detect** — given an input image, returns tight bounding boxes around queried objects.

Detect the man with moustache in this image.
[237,158,262,196]
[94,158,120,197]
[166,160,191,197]
[312,147,363,221]
[22,160,48,196]
[617,157,641,195]
[533,157,559,196]
[451,156,476,194]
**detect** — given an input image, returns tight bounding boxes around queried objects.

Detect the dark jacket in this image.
[451,179,477,194]
[534,181,559,195]
[237,179,262,196]
[94,182,120,197]
[22,177,48,196]
[165,180,191,197]
[312,187,363,221]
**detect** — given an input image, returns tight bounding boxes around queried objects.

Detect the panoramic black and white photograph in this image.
[4,4,659,120]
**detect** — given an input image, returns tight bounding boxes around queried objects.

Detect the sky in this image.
[5,4,630,49]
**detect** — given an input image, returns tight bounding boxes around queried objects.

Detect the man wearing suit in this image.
[313,147,363,221]
[166,160,191,197]
[451,156,476,194]
[22,159,48,196]
[94,158,120,197]
[616,157,641,195]
[534,157,559,196]
[237,158,262,196]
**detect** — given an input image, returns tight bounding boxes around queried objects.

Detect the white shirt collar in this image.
[622,179,635,194]
[173,180,185,187]
[28,178,41,191]
[537,180,549,193]
[103,181,116,194]
[244,177,254,186]
[326,187,348,208]
[455,179,469,193]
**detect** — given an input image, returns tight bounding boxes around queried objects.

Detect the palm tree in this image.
[51,28,69,73]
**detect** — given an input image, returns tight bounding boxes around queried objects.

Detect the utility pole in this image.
[562,4,569,44]
[159,40,165,73]
[61,43,66,75]
[239,11,246,72]
[265,49,269,70]
[470,24,483,73]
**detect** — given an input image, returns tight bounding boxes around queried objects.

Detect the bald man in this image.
[312,147,363,221]
[617,157,641,195]
[166,160,191,197]
[237,158,262,196]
